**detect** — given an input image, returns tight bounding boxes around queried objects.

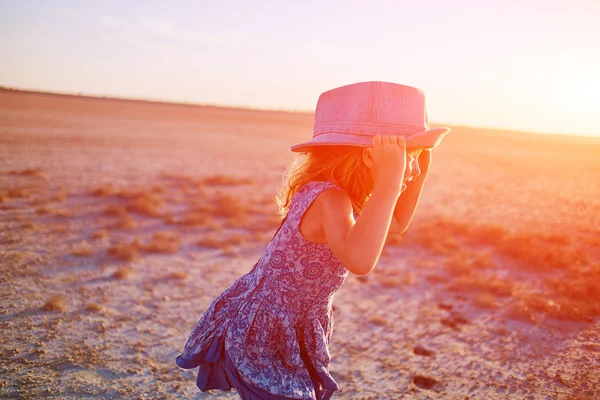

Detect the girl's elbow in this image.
[344,260,375,276]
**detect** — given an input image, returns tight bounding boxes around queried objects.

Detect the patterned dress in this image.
[176,181,356,399]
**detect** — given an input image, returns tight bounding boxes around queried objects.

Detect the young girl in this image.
[176,81,451,399]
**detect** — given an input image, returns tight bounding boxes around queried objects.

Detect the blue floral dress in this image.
[176,181,355,399]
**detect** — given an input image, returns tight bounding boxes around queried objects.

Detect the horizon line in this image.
[1,85,597,142]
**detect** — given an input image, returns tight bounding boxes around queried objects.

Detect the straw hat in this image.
[290,81,451,152]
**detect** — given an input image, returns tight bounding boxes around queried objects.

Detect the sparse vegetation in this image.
[212,192,244,218]
[168,271,189,280]
[111,265,134,280]
[7,187,30,198]
[9,168,48,181]
[141,231,181,254]
[221,247,237,257]
[124,191,164,217]
[105,204,127,217]
[108,240,141,262]
[180,211,217,227]
[71,241,93,257]
[86,303,103,312]
[35,206,72,217]
[446,274,514,297]
[113,214,138,230]
[496,233,589,271]
[43,295,66,312]
[92,184,116,197]
[92,229,108,240]
[197,236,224,249]
[199,174,253,186]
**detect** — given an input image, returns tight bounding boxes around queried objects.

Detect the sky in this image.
[1,0,599,137]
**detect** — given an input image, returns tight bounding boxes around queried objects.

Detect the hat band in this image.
[314,121,426,137]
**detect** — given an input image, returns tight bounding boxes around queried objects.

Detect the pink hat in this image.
[290,81,451,152]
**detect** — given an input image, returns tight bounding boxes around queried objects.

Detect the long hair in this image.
[276,146,373,219]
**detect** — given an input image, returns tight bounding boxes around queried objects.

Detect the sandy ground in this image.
[1,89,599,399]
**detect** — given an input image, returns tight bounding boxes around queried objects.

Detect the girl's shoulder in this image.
[297,181,354,218]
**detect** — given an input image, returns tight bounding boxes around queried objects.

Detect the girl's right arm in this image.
[319,135,406,275]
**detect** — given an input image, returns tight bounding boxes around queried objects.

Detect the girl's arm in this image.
[389,150,431,235]
[319,135,406,276]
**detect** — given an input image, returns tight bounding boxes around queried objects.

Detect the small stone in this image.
[413,345,434,357]
[413,374,438,390]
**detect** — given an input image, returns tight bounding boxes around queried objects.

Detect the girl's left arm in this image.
[388,150,431,235]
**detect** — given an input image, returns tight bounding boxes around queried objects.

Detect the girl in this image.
[175,81,451,399]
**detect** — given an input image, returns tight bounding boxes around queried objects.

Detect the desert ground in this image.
[1,89,599,399]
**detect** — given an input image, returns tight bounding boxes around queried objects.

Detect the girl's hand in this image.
[370,135,406,197]
[418,149,432,174]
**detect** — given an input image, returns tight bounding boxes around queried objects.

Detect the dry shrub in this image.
[108,240,141,261]
[7,187,30,198]
[72,241,93,257]
[425,274,446,284]
[581,233,600,248]
[12,167,41,176]
[112,265,134,280]
[35,206,71,217]
[251,232,269,243]
[369,315,389,326]
[113,214,138,230]
[379,272,414,288]
[224,213,250,229]
[197,233,246,250]
[141,231,180,254]
[20,221,37,230]
[188,201,214,213]
[181,211,217,227]
[446,274,513,297]
[497,233,590,271]
[168,271,189,280]
[125,191,164,217]
[43,295,66,312]
[10,168,48,181]
[406,222,459,255]
[408,217,508,249]
[466,224,509,246]
[49,224,69,234]
[31,196,46,205]
[473,292,499,309]
[53,208,72,218]
[164,213,175,225]
[49,190,67,203]
[105,204,127,217]
[92,229,108,240]
[504,299,539,323]
[86,303,103,312]
[213,192,244,218]
[200,174,253,186]
[224,233,246,246]
[91,184,115,197]
[197,236,224,249]
[540,268,600,321]
[444,250,496,276]
[221,247,237,257]
[150,185,166,194]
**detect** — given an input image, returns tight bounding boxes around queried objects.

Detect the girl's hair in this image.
[276,146,373,218]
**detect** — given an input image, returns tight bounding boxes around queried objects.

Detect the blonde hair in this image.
[276,146,373,218]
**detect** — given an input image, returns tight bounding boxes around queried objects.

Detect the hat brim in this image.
[289,127,451,153]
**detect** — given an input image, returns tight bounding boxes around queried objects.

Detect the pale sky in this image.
[1,0,599,137]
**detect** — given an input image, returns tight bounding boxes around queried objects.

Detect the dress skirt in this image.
[176,330,336,400]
